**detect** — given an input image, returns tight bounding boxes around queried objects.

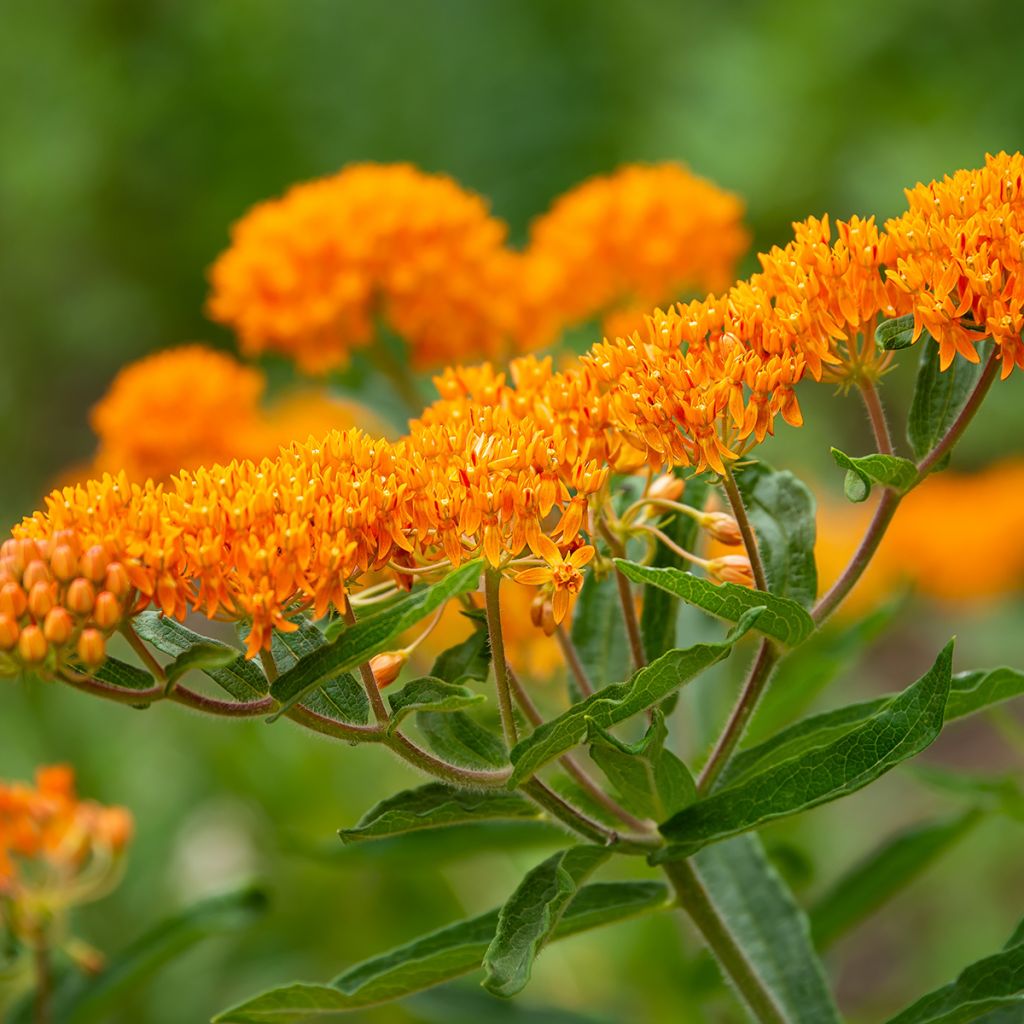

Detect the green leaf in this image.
[32,886,268,1024]
[884,916,1024,1024]
[587,709,695,820]
[269,561,483,718]
[429,611,490,684]
[617,560,813,646]
[91,656,155,692]
[810,809,983,949]
[907,766,1024,823]
[386,677,484,733]
[876,313,917,350]
[690,835,842,1023]
[908,339,992,466]
[406,987,619,1024]
[212,881,670,1021]
[830,448,918,503]
[569,570,631,693]
[418,710,508,770]
[656,641,954,859]
[482,845,610,997]
[508,611,762,786]
[165,643,241,687]
[723,663,1024,790]
[733,462,817,608]
[640,473,710,662]
[339,783,542,844]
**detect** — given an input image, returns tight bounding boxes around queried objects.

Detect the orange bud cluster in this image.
[0,536,132,676]
[0,765,132,906]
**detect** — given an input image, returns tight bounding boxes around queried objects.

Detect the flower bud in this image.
[707,554,754,587]
[22,560,51,591]
[43,607,73,646]
[701,511,744,546]
[369,650,407,688]
[51,544,79,582]
[647,474,685,503]
[66,578,96,616]
[17,625,48,664]
[28,581,54,620]
[104,562,131,598]
[95,807,133,850]
[0,614,18,651]
[77,628,106,669]
[530,592,546,629]
[93,591,121,630]
[80,545,109,583]
[0,582,27,619]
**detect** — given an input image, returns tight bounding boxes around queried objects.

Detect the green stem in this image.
[484,569,519,747]
[343,596,390,725]
[555,625,594,697]
[662,859,787,1024]
[33,941,51,1024]
[857,377,894,455]
[119,623,167,684]
[598,521,647,670]
[721,465,768,592]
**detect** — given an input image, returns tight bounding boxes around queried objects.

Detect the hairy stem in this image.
[555,625,594,697]
[343,596,390,725]
[663,859,786,1024]
[119,623,167,684]
[857,377,894,455]
[721,465,768,592]
[598,521,647,670]
[484,569,519,747]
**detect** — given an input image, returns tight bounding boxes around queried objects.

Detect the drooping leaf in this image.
[570,571,631,693]
[830,448,918,503]
[908,339,992,466]
[640,473,710,662]
[429,611,490,684]
[655,642,953,860]
[876,313,917,350]
[418,710,508,770]
[22,886,268,1024]
[810,809,983,949]
[91,656,155,693]
[508,611,762,786]
[586,709,695,821]
[386,677,484,733]
[884,916,1024,1024]
[733,461,818,609]
[482,846,610,997]
[165,643,242,687]
[686,834,842,1023]
[722,662,1024,790]
[617,561,813,646]
[269,561,483,717]
[212,881,670,1021]
[339,784,542,844]
[134,612,268,700]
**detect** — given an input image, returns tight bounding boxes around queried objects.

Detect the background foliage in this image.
[0,2,1022,1021]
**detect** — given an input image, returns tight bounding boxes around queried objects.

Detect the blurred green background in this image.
[1,2,1022,1021]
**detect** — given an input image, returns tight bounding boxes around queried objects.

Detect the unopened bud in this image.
[17,625,48,664]
[93,591,121,630]
[66,578,96,616]
[104,562,131,598]
[0,614,18,651]
[77,628,106,668]
[702,511,744,547]
[51,544,79,582]
[530,592,546,629]
[95,807,133,850]
[22,559,51,591]
[80,545,109,583]
[43,607,74,646]
[0,582,27,619]
[28,581,55,620]
[369,650,407,688]
[707,554,754,588]
[648,474,685,503]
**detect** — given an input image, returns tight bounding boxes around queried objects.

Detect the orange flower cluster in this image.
[88,345,388,482]
[207,164,532,373]
[886,151,1024,376]
[0,765,131,905]
[523,163,750,338]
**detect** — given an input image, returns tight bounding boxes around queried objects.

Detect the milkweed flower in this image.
[208,163,531,373]
[514,536,596,625]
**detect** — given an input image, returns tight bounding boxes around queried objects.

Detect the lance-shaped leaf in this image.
[269,560,483,718]
[91,656,155,692]
[587,709,695,821]
[15,886,268,1024]
[339,783,542,844]
[617,561,813,647]
[655,641,953,860]
[386,677,484,733]
[570,570,631,694]
[876,313,917,350]
[164,643,241,688]
[908,339,992,466]
[509,611,762,786]
[419,710,508,769]
[721,663,1024,790]
[810,809,983,949]
[641,473,710,662]
[689,835,841,1023]
[212,881,670,1021]
[884,916,1024,1024]
[909,765,1024,823]
[733,462,817,608]
[830,448,918,503]
[135,612,268,700]
[430,611,490,684]
[482,845,610,997]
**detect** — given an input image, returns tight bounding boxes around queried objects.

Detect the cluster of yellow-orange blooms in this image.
[4,153,1023,676]
[0,765,132,938]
